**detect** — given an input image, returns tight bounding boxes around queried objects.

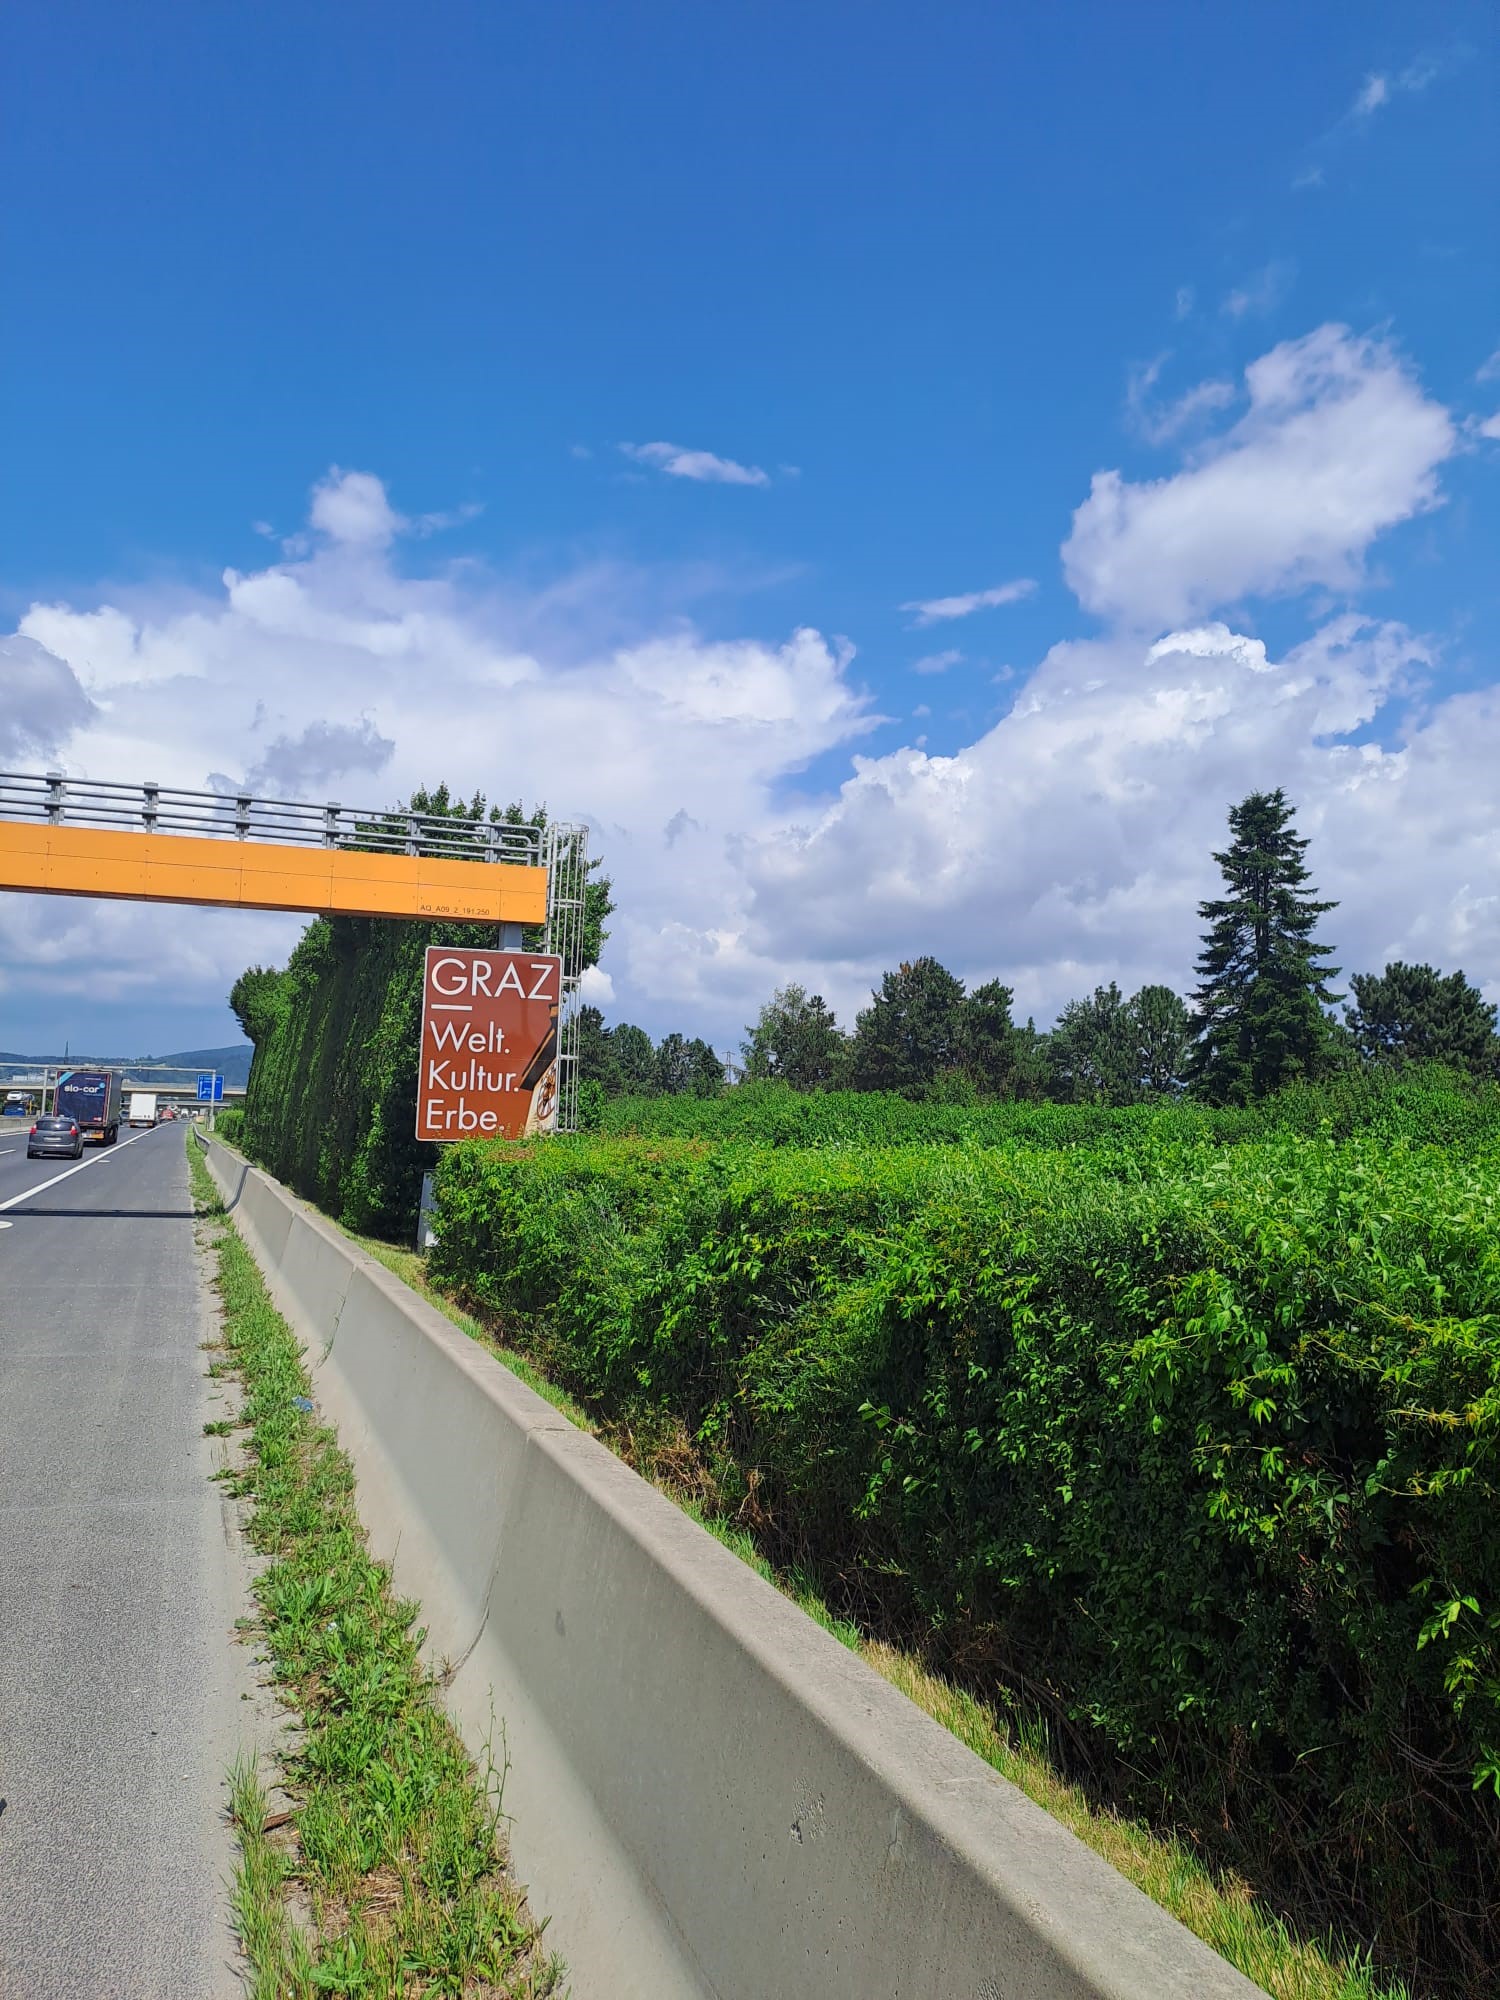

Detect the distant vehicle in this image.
[2,1095,28,1118]
[53,1069,120,1145]
[158,1104,177,1121]
[128,1091,158,1128]
[28,1115,84,1160]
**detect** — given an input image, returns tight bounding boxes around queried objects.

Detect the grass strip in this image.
[353,1229,1405,2000]
[188,1138,566,1999]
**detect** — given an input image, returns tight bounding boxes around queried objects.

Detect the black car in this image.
[27,1115,84,1160]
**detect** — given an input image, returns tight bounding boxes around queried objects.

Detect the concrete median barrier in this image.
[197,1133,1259,2000]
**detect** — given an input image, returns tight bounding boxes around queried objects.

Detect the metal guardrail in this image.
[0,771,544,867]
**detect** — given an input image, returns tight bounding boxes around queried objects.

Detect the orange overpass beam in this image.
[0,820,549,925]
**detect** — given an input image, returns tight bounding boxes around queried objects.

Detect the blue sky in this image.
[1,0,1497,1056]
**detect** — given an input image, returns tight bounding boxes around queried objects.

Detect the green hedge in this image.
[599,1066,1500,1149]
[213,1105,246,1145]
[431,1126,1500,1991]
[240,914,464,1237]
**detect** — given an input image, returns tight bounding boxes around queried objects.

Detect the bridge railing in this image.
[0,771,544,867]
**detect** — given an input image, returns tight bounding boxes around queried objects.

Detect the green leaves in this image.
[428,1110,1500,1981]
[1416,1595,1481,1650]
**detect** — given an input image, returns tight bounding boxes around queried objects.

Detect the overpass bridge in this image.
[0,769,552,924]
[0,767,591,1127]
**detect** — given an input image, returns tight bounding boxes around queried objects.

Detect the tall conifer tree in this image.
[1187,789,1340,1103]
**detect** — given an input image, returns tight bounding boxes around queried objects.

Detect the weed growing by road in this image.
[188,1139,566,1999]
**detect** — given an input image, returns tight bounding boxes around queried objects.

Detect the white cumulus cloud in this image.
[1064,325,1455,629]
[0,635,97,761]
[0,470,870,1043]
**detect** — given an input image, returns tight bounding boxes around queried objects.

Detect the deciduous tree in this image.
[741,984,846,1089]
[229,965,290,1048]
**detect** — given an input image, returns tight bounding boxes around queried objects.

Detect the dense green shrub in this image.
[213,1105,246,1145]
[600,1066,1500,1150]
[236,914,439,1236]
[432,1125,1500,1992]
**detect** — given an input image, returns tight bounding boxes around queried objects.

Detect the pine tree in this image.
[1049,982,1140,1104]
[608,1023,658,1096]
[959,979,1020,1097]
[1346,962,1499,1077]
[1009,1018,1053,1101]
[1129,984,1192,1096]
[656,1032,725,1096]
[849,957,967,1096]
[574,1004,615,1088]
[1187,789,1340,1104]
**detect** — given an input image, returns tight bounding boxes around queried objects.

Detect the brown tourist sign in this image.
[416,947,563,1141]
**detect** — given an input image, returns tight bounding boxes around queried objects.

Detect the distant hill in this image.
[156,1045,254,1087]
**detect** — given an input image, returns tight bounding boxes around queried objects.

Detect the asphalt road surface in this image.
[0,1120,259,1996]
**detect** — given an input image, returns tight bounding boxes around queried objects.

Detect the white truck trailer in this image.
[127,1090,158,1127]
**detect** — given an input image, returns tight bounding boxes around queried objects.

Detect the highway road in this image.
[0,1120,260,1996]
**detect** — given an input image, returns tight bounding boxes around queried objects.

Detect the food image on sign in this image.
[417,948,563,1141]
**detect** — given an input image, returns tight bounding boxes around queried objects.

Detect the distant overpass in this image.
[0,1062,247,1109]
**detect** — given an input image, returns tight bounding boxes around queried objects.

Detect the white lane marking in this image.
[0,1125,155,1214]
